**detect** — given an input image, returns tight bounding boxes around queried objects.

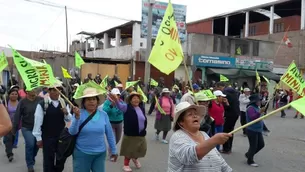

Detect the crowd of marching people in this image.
[0,72,302,172]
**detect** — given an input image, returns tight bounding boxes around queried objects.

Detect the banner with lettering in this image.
[0,52,8,72]
[280,61,305,96]
[148,1,184,75]
[11,47,56,90]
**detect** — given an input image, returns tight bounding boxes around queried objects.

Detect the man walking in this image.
[216,82,240,154]
[32,82,72,172]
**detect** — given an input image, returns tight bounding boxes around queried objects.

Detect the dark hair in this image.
[216,82,226,88]
[81,96,100,109]
[128,94,141,103]
[174,111,187,131]
[8,88,20,101]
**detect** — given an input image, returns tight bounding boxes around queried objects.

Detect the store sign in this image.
[193,55,236,68]
[236,58,273,71]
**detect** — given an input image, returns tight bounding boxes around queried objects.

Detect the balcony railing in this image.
[86,45,134,60]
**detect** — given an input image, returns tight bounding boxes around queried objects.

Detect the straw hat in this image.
[173,102,207,131]
[116,84,123,88]
[127,91,142,103]
[48,80,63,89]
[195,92,211,102]
[75,87,105,107]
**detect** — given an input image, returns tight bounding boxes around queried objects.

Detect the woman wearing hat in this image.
[195,92,215,136]
[209,90,229,150]
[103,88,124,157]
[245,94,265,167]
[69,87,118,172]
[108,91,147,172]
[154,88,175,144]
[168,102,232,172]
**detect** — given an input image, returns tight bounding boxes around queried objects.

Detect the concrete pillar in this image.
[103,33,109,49]
[269,6,274,34]
[301,0,305,30]
[93,37,97,57]
[115,29,121,47]
[85,38,88,57]
[245,11,249,38]
[225,16,229,36]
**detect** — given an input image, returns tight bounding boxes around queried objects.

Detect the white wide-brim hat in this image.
[173,102,207,131]
[75,87,105,107]
[161,88,171,95]
[48,79,63,89]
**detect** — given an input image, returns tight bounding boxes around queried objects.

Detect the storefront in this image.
[193,54,280,89]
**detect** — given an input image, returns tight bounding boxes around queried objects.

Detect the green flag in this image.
[0,52,8,72]
[125,80,139,89]
[74,80,107,99]
[155,96,166,115]
[290,97,305,117]
[220,74,229,82]
[11,47,56,90]
[114,81,119,87]
[75,52,85,69]
[137,86,148,103]
[100,75,108,88]
[150,78,158,87]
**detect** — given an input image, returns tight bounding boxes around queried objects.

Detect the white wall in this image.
[132,23,146,52]
[174,65,185,80]
[87,45,134,60]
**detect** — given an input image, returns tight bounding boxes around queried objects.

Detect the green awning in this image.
[240,70,281,81]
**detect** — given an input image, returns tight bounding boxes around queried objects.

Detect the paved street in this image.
[1,107,305,172]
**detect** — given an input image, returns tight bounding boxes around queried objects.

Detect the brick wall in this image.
[187,20,213,34]
[245,15,301,36]
[249,30,305,68]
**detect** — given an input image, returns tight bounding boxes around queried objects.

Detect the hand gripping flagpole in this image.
[229,103,290,134]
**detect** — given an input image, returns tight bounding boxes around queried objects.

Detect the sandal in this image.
[123,166,132,172]
[132,159,141,169]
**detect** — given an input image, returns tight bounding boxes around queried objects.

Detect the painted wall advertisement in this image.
[193,55,236,68]
[141,0,187,42]
[235,58,273,71]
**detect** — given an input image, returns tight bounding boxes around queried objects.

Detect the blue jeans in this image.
[215,125,224,150]
[73,148,106,172]
[21,127,39,168]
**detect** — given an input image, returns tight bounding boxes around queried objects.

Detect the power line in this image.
[34,8,64,42]
[22,0,133,21]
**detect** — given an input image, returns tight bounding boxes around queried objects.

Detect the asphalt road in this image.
[1,107,305,172]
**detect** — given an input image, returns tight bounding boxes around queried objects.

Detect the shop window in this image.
[235,40,249,55]
[253,41,259,56]
[274,23,284,33]
[249,25,256,36]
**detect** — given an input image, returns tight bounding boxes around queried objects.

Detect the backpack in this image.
[43,97,66,115]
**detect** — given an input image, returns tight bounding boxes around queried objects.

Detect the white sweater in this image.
[239,94,250,112]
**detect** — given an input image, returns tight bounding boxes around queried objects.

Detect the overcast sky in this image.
[0,0,277,51]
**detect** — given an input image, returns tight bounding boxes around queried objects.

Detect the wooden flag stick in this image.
[183,56,198,105]
[54,87,74,107]
[229,103,290,134]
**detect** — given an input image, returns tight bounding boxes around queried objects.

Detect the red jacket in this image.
[208,101,225,126]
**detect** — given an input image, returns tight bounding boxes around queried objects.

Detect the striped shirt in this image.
[168,130,232,172]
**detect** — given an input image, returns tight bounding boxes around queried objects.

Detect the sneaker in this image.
[294,115,298,119]
[301,116,304,119]
[161,139,168,144]
[249,163,259,167]
[122,166,132,172]
[220,150,232,154]
[154,134,159,141]
[132,159,141,169]
[8,155,13,162]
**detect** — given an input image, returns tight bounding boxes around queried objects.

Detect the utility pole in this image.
[144,0,155,93]
[65,6,70,89]
[65,6,69,65]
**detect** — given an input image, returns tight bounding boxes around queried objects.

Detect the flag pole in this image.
[54,87,74,107]
[273,25,290,60]
[183,56,198,105]
[229,103,290,134]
